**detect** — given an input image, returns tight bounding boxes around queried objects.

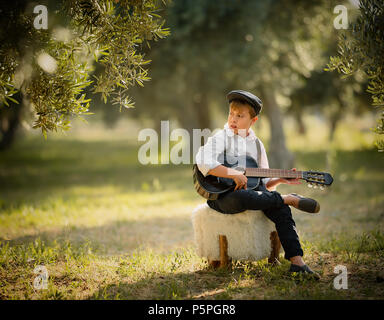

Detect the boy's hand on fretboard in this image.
[279,168,302,185]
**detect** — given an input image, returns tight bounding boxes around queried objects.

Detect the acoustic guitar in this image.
[193,155,333,200]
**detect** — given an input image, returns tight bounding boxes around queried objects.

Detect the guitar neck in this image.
[245,168,304,179]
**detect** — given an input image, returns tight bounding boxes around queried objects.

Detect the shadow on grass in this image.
[88,261,352,300]
[89,268,237,300]
[5,215,195,255]
[88,254,384,300]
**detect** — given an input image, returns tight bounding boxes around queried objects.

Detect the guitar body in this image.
[193,155,261,200]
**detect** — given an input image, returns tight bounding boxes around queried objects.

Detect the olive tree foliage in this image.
[0,0,169,148]
[289,69,371,139]
[286,1,372,141]
[128,0,342,169]
[326,0,384,150]
[129,0,272,132]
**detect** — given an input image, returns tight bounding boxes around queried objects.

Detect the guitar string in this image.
[245,168,304,178]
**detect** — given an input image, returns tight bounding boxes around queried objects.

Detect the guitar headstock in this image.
[303,170,333,190]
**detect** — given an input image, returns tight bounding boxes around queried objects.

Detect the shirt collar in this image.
[223,122,234,136]
[224,122,257,141]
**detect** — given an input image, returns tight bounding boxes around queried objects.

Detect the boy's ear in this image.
[252,116,258,124]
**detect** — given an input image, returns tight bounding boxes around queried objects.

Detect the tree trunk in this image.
[295,112,307,135]
[193,89,211,130]
[175,101,200,134]
[175,79,211,153]
[260,86,294,169]
[328,100,344,142]
[0,92,23,151]
[328,115,339,142]
[326,104,343,172]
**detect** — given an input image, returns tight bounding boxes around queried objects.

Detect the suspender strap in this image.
[256,138,261,166]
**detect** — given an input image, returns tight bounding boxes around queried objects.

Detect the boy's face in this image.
[227,104,258,137]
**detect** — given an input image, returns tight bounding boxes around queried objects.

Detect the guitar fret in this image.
[245,168,303,178]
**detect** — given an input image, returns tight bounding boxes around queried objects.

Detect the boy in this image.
[195,90,320,278]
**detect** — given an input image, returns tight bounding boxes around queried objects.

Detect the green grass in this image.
[0,118,383,300]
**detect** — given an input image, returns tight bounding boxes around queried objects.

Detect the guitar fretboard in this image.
[245,168,303,179]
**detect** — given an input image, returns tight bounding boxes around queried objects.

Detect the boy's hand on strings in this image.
[232,173,248,190]
[279,168,302,185]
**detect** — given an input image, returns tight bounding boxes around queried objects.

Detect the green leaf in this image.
[135,79,144,87]
[7,97,19,104]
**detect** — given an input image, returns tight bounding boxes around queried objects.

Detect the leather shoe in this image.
[289,264,321,280]
[290,193,320,213]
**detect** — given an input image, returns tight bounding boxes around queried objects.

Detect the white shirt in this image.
[195,122,271,185]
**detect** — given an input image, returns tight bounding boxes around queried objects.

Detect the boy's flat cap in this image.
[227,90,263,115]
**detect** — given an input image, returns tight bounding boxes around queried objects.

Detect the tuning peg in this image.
[313,184,318,189]
[307,183,313,188]
[319,185,324,191]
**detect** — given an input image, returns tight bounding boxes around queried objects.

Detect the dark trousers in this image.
[207,183,304,260]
